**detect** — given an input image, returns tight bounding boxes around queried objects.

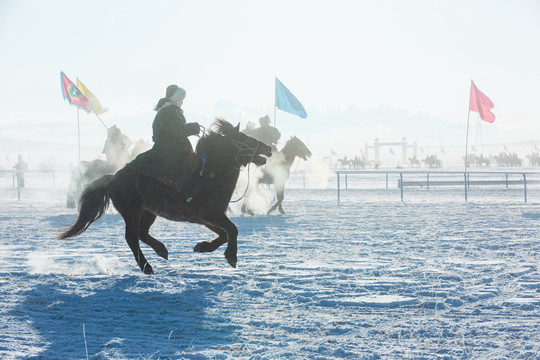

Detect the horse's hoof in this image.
[225,253,237,268]
[194,242,205,252]
[142,264,154,275]
[158,251,169,260]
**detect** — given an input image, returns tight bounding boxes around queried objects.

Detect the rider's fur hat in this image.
[166,85,186,102]
[155,85,186,111]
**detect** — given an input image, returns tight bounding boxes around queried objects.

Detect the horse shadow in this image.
[12,274,238,359]
[230,212,290,237]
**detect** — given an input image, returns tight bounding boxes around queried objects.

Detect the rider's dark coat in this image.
[127,103,193,178]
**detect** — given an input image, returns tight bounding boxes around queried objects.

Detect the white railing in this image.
[335,169,540,205]
[0,169,70,200]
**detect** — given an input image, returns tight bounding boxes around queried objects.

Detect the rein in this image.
[229,163,251,203]
[228,137,261,203]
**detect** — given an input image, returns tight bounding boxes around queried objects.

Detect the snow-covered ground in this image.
[1,171,539,359]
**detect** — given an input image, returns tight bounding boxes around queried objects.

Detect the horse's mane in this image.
[195,118,236,155]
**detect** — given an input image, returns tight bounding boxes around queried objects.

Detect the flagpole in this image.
[95,113,109,131]
[464,80,472,201]
[77,108,81,162]
[274,77,277,128]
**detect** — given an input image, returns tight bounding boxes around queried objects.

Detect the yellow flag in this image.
[77,79,109,115]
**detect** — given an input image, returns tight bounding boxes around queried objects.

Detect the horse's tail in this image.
[58,175,113,239]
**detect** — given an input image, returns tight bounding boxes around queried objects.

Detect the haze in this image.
[0,0,538,167]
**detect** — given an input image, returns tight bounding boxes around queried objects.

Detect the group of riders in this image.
[102,84,280,202]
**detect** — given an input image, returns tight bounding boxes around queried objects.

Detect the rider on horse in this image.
[251,115,281,150]
[127,84,201,201]
[103,125,133,170]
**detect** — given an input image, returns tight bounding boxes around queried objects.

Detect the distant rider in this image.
[252,115,281,150]
[13,154,28,187]
[102,125,132,170]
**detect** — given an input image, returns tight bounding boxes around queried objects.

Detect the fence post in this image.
[506,174,509,188]
[345,173,348,190]
[386,173,388,189]
[337,172,341,206]
[464,172,468,202]
[400,172,404,202]
[17,173,21,201]
[523,173,527,203]
[427,173,430,189]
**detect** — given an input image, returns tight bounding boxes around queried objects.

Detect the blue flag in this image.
[275,77,307,118]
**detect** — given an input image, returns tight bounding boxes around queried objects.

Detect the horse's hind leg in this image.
[109,169,154,274]
[267,185,285,214]
[115,203,154,274]
[194,224,227,253]
[126,215,153,274]
[139,211,168,260]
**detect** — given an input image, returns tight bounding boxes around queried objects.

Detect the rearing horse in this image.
[241,136,311,215]
[58,119,272,274]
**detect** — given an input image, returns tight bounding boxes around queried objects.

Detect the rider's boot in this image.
[177,166,201,203]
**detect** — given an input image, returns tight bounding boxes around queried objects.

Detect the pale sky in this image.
[0,0,539,160]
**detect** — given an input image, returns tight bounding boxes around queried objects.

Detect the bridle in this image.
[196,126,264,203]
[229,137,261,170]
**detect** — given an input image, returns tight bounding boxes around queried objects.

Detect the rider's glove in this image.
[185,122,200,136]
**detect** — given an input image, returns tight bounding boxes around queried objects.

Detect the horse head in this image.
[199,118,272,168]
[286,136,312,161]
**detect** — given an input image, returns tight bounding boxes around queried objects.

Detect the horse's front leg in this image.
[194,224,227,253]
[196,213,238,268]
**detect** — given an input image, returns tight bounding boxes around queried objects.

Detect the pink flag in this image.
[61,72,93,112]
[469,80,495,123]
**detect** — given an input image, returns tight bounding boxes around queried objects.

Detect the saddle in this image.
[156,152,203,201]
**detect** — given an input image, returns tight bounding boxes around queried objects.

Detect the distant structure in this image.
[365,137,417,165]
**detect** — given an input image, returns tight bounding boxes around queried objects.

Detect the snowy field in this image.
[1,171,539,359]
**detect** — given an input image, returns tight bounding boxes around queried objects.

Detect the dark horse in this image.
[58,119,272,274]
[241,136,311,215]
